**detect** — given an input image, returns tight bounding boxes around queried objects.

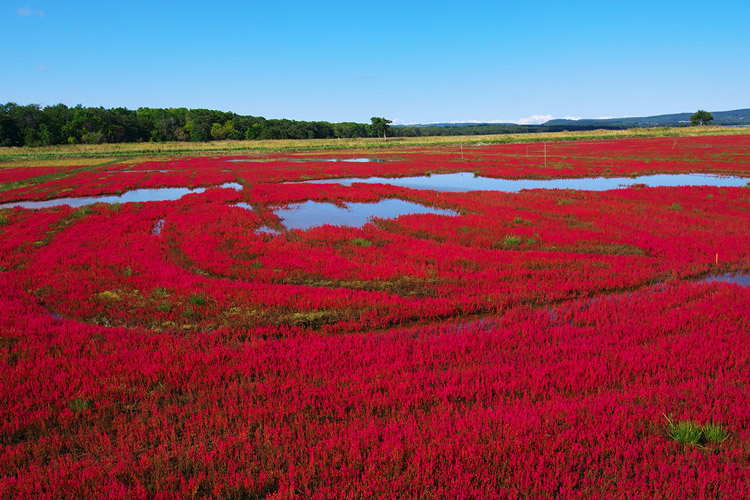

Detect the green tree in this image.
[369,117,392,139]
[185,110,214,141]
[61,106,106,144]
[41,103,74,145]
[690,110,713,126]
[334,122,368,138]
[0,104,22,146]
[245,122,265,140]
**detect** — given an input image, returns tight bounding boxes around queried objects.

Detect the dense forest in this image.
[2,103,745,147]
[0,103,377,146]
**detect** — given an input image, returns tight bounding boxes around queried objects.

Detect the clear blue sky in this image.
[3,1,748,124]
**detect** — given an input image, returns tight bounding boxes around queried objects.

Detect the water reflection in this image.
[235,199,458,231]
[232,203,284,235]
[296,172,750,192]
[0,182,243,210]
[152,219,165,235]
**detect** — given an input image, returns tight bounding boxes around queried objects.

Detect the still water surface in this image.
[235,199,458,231]
[698,272,750,287]
[296,172,750,192]
[0,182,243,209]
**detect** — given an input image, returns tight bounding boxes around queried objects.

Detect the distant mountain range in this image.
[543,108,749,127]
[399,108,749,130]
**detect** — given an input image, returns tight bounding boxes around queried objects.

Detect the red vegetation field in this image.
[2,135,750,498]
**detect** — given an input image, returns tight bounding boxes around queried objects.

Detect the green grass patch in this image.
[189,293,206,306]
[665,415,730,447]
[502,235,522,247]
[703,422,730,444]
[98,290,121,301]
[670,203,682,211]
[287,311,340,329]
[70,206,93,219]
[69,397,90,414]
[352,238,372,247]
[668,419,703,446]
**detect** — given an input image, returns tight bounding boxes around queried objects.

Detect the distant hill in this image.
[544,108,750,127]
[389,108,750,137]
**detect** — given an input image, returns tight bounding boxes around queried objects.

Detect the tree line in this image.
[0,103,399,147]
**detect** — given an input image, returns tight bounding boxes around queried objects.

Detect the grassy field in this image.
[2,125,748,167]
